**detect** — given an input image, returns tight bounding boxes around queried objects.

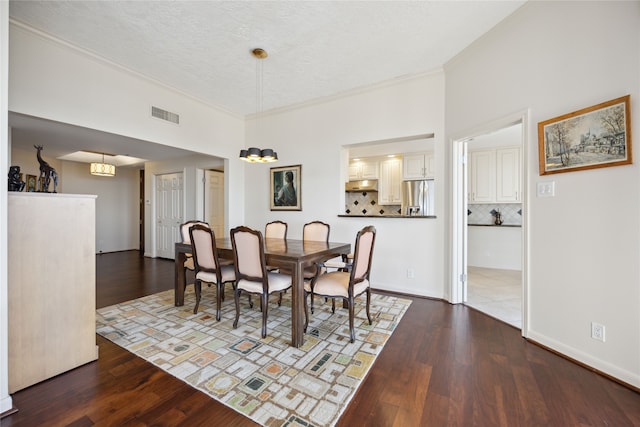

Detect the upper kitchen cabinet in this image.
[496,147,521,202]
[379,157,402,205]
[403,152,434,179]
[468,146,521,203]
[348,158,379,181]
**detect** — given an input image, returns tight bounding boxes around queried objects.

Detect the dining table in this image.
[175,237,351,348]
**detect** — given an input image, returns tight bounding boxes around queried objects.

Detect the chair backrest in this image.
[181,220,209,244]
[265,221,287,239]
[189,224,222,274]
[231,226,268,285]
[350,225,376,284]
[303,221,330,242]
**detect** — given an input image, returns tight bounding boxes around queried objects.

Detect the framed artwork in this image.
[26,174,37,192]
[270,164,301,211]
[538,95,631,175]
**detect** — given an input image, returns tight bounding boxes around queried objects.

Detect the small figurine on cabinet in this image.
[34,145,58,193]
[8,165,26,192]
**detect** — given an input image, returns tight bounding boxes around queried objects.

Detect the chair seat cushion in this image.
[237,272,291,294]
[184,256,195,271]
[195,265,235,284]
[313,271,369,298]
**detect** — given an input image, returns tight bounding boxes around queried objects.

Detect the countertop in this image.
[468,223,521,227]
[338,214,437,219]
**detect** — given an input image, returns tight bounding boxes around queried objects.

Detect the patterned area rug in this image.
[96,287,411,427]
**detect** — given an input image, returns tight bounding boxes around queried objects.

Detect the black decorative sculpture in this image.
[34,145,58,193]
[8,165,26,192]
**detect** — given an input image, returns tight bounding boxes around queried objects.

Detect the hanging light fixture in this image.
[90,153,116,177]
[239,48,278,163]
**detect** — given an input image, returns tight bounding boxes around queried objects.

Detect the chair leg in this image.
[193,279,202,314]
[365,288,372,324]
[215,283,223,321]
[233,288,241,329]
[261,293,269,338]
[248,295,253,308]
[303,291,309,333]
[278,292,283,306]
[348,296,356,343]
[331,298,336,313]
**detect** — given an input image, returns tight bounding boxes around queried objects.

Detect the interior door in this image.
[155,172,184,259]
[204,170,224,238]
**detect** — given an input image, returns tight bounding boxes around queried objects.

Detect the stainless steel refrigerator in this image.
[401,179,435,216]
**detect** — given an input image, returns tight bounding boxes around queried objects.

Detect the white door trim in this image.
[450,109,530,337]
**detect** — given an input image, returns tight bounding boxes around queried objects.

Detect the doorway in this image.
[155,172,184,259]
[451,112,528,333]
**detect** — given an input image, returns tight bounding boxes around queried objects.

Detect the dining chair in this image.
[301,220,330,313]
[264,220,287,272]
[180,220,210,292]
[189,224,236,320]
[231,226,292,338]
[304,225,376,343]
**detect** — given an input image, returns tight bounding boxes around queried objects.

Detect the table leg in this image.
[291,261,304,348]
[175,250,186,306]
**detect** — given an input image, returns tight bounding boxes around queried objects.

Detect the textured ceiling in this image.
[9,0,526,117]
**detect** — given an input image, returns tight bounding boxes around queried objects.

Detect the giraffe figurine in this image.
[34,145,58,193]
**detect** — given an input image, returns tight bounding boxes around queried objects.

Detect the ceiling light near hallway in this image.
[91,153,116,177]
[239,48,277,163]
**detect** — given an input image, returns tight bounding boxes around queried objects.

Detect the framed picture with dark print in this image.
[270,164,301,211]
[538,95,632,175]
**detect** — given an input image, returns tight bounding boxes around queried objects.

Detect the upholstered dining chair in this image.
[301,220,330,313]
[265,220,288,239]
[189,224,236,320]
[180,220,210,292]
[264,220,287,272]
[231,226,292,338]
[304,225,376,343]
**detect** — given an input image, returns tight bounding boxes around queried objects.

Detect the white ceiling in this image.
[8,0,526,164]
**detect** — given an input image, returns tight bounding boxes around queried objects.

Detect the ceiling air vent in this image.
[151,106,179,124]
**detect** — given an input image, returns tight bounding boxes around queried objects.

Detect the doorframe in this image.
[450,109,530,337]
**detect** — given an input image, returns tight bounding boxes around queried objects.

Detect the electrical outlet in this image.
[591,322,606,342]
[407,269,415,279]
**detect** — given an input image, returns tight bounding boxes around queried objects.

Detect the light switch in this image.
[537,181,555,197]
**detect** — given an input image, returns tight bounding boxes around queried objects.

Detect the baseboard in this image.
[527,330,640,392]
[0,395,16,419]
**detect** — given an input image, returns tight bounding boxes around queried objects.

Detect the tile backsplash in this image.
[468,203,522,226]
[345,191,401,216]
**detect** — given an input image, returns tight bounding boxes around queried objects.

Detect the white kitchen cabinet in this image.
[468,146,521,203]
[379,157,402,205]
[403,152,434,179]
[496,147,521,202]
[469,149,496,203]
[348,159,379,180]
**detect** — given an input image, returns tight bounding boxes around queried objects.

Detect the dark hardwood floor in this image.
[3,250,639,426]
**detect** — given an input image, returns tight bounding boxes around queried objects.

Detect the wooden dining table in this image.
[175,237,351,348]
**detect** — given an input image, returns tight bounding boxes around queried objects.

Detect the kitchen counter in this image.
[339,214,437,218]
[468,223,521,227]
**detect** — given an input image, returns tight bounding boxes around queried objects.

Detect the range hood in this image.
[345,179,378,192]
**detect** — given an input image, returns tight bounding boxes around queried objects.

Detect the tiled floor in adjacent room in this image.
[466,266,522,329]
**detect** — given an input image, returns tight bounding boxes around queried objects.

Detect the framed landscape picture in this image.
[270,164,301,211]
[26,174,37,192]
[538,95,631,175]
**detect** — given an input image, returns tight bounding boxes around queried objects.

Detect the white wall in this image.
[8,22,247,233]
[445,1,640,388]
[1,0,12,416]
[243,72,446,297]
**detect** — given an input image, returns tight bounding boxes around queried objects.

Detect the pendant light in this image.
[239,48,278,163]
[90,153,116,177]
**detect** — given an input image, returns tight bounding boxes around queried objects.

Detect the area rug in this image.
[96,287,411,427]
